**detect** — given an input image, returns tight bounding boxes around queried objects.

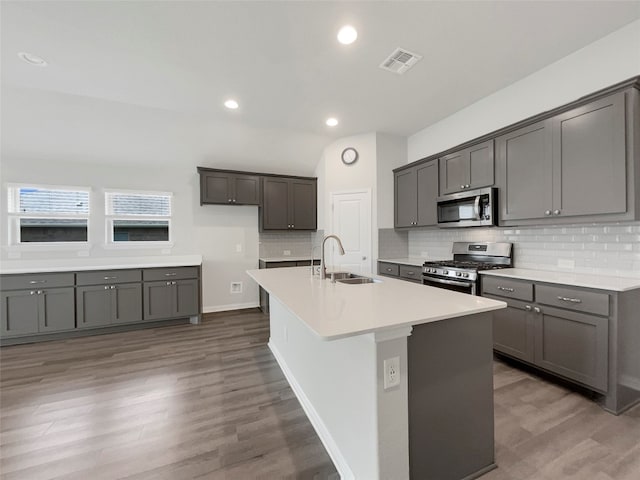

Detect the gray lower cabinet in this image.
[259,260,318,313]
[439,139,494,195]
[483,279,609,392]
[378,261,423,284]
[143,279,199,320]
[394,159,438,228]
[76,283,142,328]
[1,287,75,336]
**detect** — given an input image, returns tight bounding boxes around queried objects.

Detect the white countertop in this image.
[248,266,506,340]
[260,256,319,263]
[480,268,640,292]
[378,258,424,267]
[0,255,203,274]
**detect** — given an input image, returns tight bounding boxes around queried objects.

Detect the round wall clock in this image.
[341,147,359,165]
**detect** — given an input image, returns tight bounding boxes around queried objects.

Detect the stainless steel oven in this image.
[422,276,475,295]
[437,187,497,228]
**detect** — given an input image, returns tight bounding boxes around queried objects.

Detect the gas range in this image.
[422,242,513,295]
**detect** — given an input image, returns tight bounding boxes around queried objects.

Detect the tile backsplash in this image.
[259,230,324,258]
[408,223,640,278]
[378,228,409,259]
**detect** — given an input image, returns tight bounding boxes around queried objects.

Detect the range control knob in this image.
[455,272,462,277]
[442,270,449,274]
[462,273,469,278]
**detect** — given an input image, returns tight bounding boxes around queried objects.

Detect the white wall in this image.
[408,20,640,162]
[0,157,261,311]
[376,134,407,229]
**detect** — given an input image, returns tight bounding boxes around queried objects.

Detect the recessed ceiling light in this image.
[337,25,357,45]
[18,52,47,67]
[224,99,239,109]
[326,117,339,127]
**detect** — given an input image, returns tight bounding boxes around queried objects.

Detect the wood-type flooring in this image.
[1,309,639,479]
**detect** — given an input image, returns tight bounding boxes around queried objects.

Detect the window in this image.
[7,185,90,244]
[105,191,172,243]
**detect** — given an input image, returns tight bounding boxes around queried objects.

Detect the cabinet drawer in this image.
[1,272,75,291]
[143,267,199,282]
[378,262,399,277]
[399,264,421,281]
[76,269,141,286]
[265,261,298,269]
[482,277,533,302]
[536,284,609,317]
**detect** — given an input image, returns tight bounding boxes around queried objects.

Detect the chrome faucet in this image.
[321,234,346,280]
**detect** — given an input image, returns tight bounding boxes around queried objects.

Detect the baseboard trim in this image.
[620,374,640,391]
[268,341,354,480]
[203,302,259,313]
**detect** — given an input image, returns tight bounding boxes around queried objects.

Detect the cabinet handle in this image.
[30,290,36,295]
[553,209,561,215]
[460,184,465,189]
[233,199,236,203]
[37,290,43,295]
[166,281,172,285]
[291,224,294,228]
[104,286,110,290]
[465,184,470,188]
[103,276,117,280]
[544,210,551,216]
[557,296,582,304]
[407,271,415,275]
[524,305,532,311]
[497,286,514,292]
[164,273,177,277]
[533,306,542,314]
[228,199,232,203]
[28,280,46,284]
[110,285,116,290]
[386,268,392,272]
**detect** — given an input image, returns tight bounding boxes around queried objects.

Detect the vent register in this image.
[379,48,422,74]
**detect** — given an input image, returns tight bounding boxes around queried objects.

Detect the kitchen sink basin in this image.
[328,272,382,285]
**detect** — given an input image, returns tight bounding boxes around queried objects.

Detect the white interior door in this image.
[329,190,372,275]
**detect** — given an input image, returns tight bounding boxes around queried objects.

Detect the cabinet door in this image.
[533,306,608,392]
[233,175,261,205]
[486,296,534,362]
[76,286,112,328]
[143,282,174,320]
[553,92,627,217]
[39,287,75,333]
[394,168,417,227]
[416,161,438,226]
[439,150,468,194]
[1,290,39,337]
[468,140,494,190]
[174,279,199,317]
[497,120,553,221]
[289,179,317,230]
[200,171,233,204]
[111,284,142,324]
[262,177,290,230]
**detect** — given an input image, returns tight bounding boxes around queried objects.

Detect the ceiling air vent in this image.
[379,48,422,75]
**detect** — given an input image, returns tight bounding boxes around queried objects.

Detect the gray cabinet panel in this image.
[112,284,142,324]
[1,290,39,337]
[416,161,438,226]
[439,151,467,194]
[536,284,609,317]
[439,140,494,194]
[485,295,534,362]
[175,279,199,317]
[201,171,232,204]
[262,177,291,230]
[497,120,553,221]
[378,262,400,277]
[468,140,494,189]
[143,267,198,282]
[553,92,627,217]
[143,282,173,321]
[534,306,608,391]
[76,286,111,328]
[394,169,417,228]
[481,276,533,302]
[233,175,261,205]
[290,179,317,230]
[76,269,141,286]
[399,264,421,282]
[1,273,74,291]
[39,288,75,333]
[199,170,260,205]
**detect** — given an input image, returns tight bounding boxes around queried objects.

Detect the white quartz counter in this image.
[0,255,203,274]
[378,258,424,267]
[259,256,319,263]
[480,268,640,292]
[248,266,506,340]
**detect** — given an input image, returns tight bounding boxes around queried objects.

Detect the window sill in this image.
[6,242,92,252]
[102,242,174,250]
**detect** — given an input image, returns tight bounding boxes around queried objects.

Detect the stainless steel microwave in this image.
[436,187,498,228]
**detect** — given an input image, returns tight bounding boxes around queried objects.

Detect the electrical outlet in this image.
[383,356,400,390]
[283,250,291,256]
[230,282,242,294]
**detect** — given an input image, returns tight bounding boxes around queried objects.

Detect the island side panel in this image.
[408,312,495,480]
[268,297,410,480]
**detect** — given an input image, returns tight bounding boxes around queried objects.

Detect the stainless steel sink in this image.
[328,272,382,285]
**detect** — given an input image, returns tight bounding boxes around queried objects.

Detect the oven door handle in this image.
[473,195,481,220]
[423,276,472,288]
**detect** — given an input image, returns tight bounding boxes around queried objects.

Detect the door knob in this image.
[362,256,367,261]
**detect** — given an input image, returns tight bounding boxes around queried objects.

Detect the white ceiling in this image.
[2,1,640,172]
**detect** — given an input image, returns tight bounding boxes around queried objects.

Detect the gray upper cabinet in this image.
[261,176,317,231]
[497,89,637,225]
[497,120,554,221]
[439,140,494,194]
[198,168,261,206]
[394,159,438,228]
[552,92,627,218]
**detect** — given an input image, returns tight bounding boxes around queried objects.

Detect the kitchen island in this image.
[247,266,507,480]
